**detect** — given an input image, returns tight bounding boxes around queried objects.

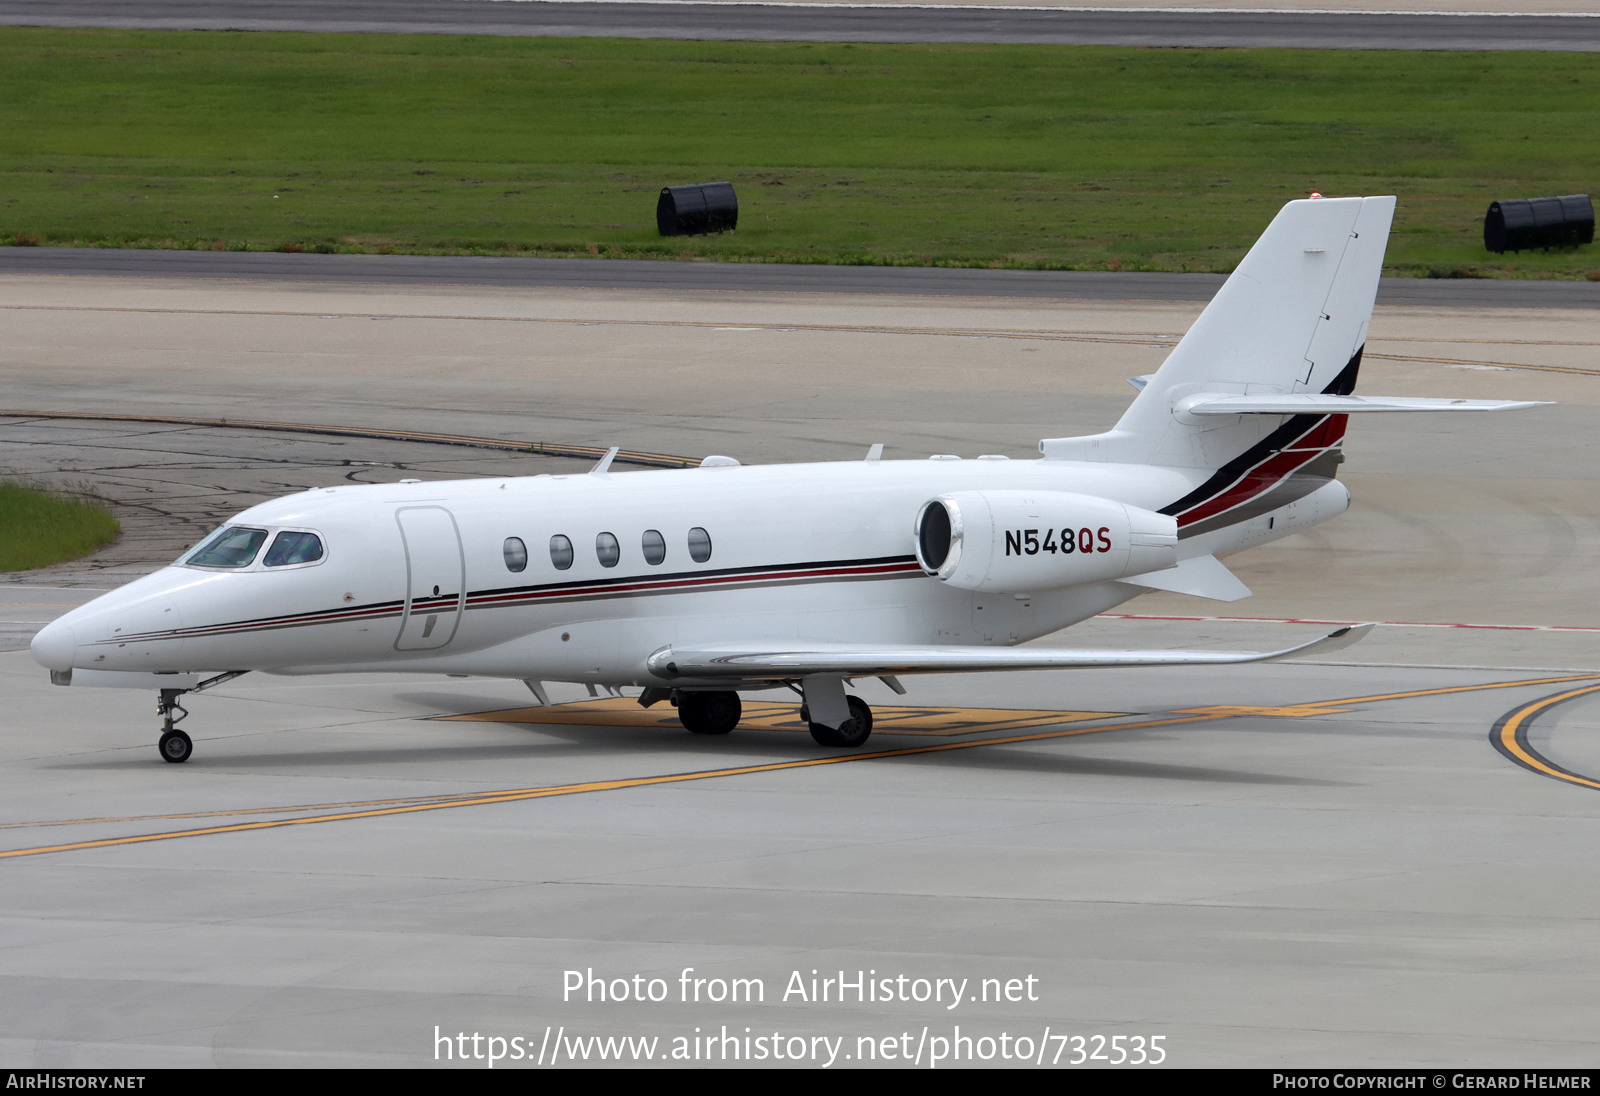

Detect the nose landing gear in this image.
[152,671,248,763]
[156,689,193,763]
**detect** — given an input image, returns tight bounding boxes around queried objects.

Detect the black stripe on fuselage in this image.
[103,555,924,644]
[1176,450,1344,540]
[466,555,923,607]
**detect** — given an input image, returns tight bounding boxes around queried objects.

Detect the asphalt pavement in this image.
[5,246,1599,308]
[2,0,1597,49]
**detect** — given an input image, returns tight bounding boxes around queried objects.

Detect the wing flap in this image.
[647,625,1372,680]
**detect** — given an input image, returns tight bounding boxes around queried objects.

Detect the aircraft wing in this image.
[646,624,1372,679]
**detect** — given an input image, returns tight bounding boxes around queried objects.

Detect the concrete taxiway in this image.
[2,266,1600,1067]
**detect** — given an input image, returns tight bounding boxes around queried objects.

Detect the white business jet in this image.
[30,196,1542,762]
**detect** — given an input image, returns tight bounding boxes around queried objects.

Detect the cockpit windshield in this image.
[264,530,324,567]
[185,526,268,568]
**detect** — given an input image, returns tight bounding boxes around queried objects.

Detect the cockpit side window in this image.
[186,526,269,568]
[264,530,325,567]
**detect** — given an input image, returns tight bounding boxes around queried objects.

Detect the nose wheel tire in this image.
[158,729,192,764]
[808,695,873,748]
[677,690,741,735]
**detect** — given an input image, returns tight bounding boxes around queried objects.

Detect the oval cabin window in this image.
[642,529,666,566]
[596,532,620,568]
[549,534,574,571]
[688,526,712,563]
[503,536,527,573]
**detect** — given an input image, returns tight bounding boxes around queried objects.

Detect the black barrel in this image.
[657,182,738,237]
[1484,194,1594,253]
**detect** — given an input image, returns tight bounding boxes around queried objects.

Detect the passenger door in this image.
[394,506,465,651]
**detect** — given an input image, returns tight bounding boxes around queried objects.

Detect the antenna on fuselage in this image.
[589,446,620,475]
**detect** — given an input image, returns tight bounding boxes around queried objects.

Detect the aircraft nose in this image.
[30,617,78,672]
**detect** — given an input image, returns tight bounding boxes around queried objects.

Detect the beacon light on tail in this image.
[32,195,1549,762]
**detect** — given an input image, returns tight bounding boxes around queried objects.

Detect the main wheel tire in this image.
[808,695,873,748]
[158,729,192,764]
[677,690,741,735]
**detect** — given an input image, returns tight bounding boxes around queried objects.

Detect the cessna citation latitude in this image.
[31,196,1544,763]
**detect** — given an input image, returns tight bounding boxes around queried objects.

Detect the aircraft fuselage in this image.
[31,456,1347,688]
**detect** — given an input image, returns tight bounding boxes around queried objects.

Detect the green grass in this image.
[0,483,120,571]
[2,28,1599,275]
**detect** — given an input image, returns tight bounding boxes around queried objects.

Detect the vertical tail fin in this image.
[1042,195,1396,471]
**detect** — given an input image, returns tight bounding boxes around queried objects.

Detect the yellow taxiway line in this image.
[1490,681,1600,792]
[7,672,1600,860]
[0,710,1234,860]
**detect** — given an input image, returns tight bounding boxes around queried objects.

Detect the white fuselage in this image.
[32,456,1349,688]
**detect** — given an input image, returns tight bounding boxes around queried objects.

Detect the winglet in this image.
[1265,623,1375,662]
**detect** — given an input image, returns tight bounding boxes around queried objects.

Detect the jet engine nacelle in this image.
[914,490,1177,594]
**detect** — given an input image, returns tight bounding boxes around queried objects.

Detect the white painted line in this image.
[1100,613,1600,633]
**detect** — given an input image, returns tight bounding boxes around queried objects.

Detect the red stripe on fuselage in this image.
[466,559,922,609]
[1174,445,1333,527]
[1169,414,1347,528]
[97,558,925,645]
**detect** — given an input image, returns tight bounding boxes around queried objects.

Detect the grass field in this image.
[2,28,1597,275]
[0,483,119,572]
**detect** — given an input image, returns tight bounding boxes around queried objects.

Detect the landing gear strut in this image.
[677,690,742,735]
[809,695,873,748]
[152,671,248,763]
[157,690,192,763]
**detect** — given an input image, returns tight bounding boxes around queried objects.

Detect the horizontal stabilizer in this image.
[647,625,1372,679]
[1181,394,1550,416]
[1118,554,1251,602]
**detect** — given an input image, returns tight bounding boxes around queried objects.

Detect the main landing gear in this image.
[676,690,742,735]
[153,671,248,763]
[668,686,875,748]
[807,695,873,749]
